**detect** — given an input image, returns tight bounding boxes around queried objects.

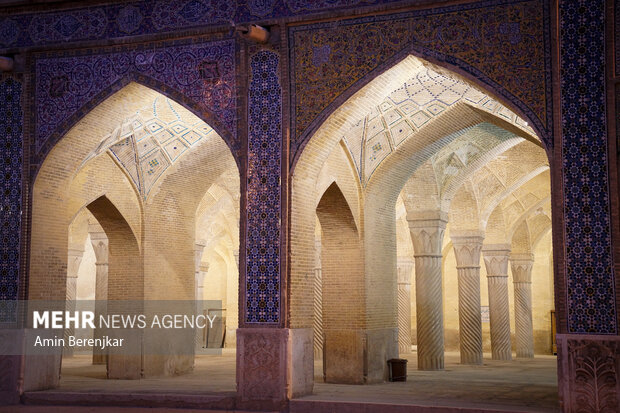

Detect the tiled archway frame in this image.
[0,35,239,316]
[288,0,616,336]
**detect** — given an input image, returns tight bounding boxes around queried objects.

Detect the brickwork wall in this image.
[316,183,365,330]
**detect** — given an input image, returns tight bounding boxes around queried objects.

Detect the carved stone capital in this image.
[482,244,511,277]
[397,257,414,284]
[510,254,534,283]
[451,233,484,268]
[90,238,109,264]
[67,248,84,278]
[194,242,206,271]
[408,215,447,257]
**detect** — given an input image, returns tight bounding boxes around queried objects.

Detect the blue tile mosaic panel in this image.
[560,0,616,334]
[34,38,237,158]
[0,1,409,50]
[246,50,281,323]
[0,77,22,323]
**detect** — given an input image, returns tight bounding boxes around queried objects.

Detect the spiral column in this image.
[313,238,324,359]
[510,253,535,358]
[397,257,414,354]
[482,245,512,360]
[89,223,109,364]
[64,247,84,357]
[451,233,484,365]
[408,213,447,370]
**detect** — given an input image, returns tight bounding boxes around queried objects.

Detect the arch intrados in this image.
[35,76,239,178]
[292,48,549,173]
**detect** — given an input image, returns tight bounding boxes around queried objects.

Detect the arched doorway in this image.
[25,82,240,394]
[290,54,556,410]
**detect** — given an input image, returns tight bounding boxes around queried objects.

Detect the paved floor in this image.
[54,351,237,394]
[15,351,558,412]
[306,352,559,412]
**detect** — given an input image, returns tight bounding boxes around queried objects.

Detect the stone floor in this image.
[303,352,559,412]
[16,350,559,412]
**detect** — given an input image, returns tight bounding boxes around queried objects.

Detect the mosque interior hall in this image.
[0,1,618,412]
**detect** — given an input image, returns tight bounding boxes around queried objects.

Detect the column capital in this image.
[397,256,414,284]
[451,233,484,269]
[194,242,206,271]
[67,248,84,278]
[482,245,511,277]
[407,213,447,257]
[510,254,534,283]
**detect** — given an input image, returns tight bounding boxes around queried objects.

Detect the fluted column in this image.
[408,213,447,370]
[482,245,512,360]
[451,233,484,365]
[511,253,535,358]
[89,223,108,365]
[313,238,324,360]
[64,248,84,357]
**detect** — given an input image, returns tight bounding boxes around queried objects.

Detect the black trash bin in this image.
[387,358,408,382]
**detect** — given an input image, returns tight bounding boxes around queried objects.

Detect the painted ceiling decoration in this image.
[83,97,216,199]
[341,67,536,185]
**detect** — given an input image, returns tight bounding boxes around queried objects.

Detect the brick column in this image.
[397,257,414,354]
[64,248,84,357]
[510,253,535,358]
[451,234,484,365]
[408,213,447,370]
[482,245,512,360]
[89,223,108,365]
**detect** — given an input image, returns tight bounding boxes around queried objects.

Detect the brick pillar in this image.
[408,213,447,370]
[451,233,484,365]
[397,257,414,354]
[482,245,512,361]
[89,223,108,365]
[510,253,535,358]
[64,248,84,357]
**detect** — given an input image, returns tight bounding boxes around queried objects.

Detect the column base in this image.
[557,334,620,412]
[236,328,313,407]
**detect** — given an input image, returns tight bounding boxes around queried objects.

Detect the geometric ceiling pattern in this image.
[341,67,536,184]
[83,97,216,200]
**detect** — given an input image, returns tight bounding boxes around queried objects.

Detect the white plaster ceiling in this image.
[340,66,536,184]
[83,97,218,200]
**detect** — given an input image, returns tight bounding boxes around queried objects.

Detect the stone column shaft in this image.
[408,215,447,370]
[64,248,84,357]
[194,242,206,350]
[452,234,484,365]
[482,245,512,361]
[511,254,535,358]
[313,239,324,360]
[89,224,109,365]
[397,257,414,354]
